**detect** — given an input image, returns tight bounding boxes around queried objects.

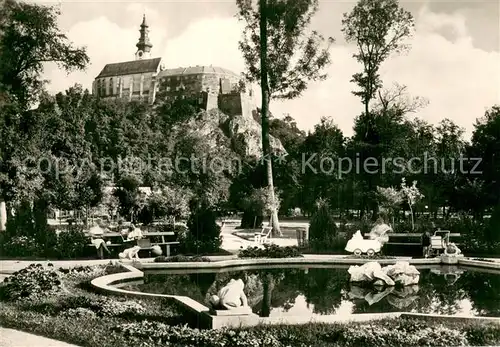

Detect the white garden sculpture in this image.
[444,242,462,257]
[119,245,141,261]
[209,279,252,314]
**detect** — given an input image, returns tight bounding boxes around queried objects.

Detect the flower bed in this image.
[1,263,500,347]
[154,255,211,263]
[238,244,303,258]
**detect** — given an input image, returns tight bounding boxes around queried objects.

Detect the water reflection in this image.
[347,284,419,308]
[127,266,500,318]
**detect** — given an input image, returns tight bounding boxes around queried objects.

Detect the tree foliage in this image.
[0,0,88,106]
[147,186,191,224]
[342,0,414,114]
[0,1,89,232]
[237,0,334,236]
[237,0,334,100]
[469,106,500,209]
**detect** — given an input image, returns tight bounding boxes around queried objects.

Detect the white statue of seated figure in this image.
[119,245,141,260]
[444,243,462,256]
[210,278,248,310]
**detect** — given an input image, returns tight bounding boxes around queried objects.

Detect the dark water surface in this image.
[122,265,500,318]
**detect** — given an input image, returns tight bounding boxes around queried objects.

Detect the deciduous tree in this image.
[0,0,88,106]
[342,0,414,220]
[237,0,334,235]
[342,0,414,118]
[400,178,424,230]
[0,1,88,229]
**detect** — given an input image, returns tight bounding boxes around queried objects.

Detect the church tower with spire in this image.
[94,15,246,109]
[135,14,152,60]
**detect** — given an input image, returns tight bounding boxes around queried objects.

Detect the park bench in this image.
[136,238,180,257]
[87,230,178,259]
[363,232,461,246]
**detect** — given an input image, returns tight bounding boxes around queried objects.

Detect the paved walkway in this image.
[0,328,80,347]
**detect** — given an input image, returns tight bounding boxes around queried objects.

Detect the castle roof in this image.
[96,57,162,78]
[158,65,240,78]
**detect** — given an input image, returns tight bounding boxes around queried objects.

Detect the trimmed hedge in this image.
[154,255,211,263]
[239,244,303,258]
[2,307,500,347]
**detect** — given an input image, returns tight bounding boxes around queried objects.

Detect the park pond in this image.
[121,265,500,318]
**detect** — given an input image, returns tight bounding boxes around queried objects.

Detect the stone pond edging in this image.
[135,256,441,272]
[458,257,500,270]
[91,257,500,329]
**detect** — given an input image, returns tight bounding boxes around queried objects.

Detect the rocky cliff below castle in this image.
[174,108,286,158]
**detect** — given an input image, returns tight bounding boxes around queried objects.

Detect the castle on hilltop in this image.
[92,15,255,118]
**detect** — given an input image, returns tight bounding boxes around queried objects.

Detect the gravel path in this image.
[220,224,298,252]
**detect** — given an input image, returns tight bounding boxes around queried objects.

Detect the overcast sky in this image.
[34,0,500,138]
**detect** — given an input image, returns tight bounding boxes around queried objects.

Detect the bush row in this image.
[113,318,500,347]
[0,263,122,301]
[1,204,224,260]
[154,255,211,263]
[4,308,499,347]
[0,224,90,259]
[238,244,303,258]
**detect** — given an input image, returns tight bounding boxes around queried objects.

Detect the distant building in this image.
[93,15,255,117]
[92,15,161,103]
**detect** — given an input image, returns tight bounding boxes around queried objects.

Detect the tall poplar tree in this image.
[342,0,414,119]
[237,0,334,235]
[342,0,414,219]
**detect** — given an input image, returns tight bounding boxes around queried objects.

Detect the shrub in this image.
[113,318,490,347]
[1,224,59,259]
[58,264,118,285]
[393,220,413,233]
[60,295,146,318]
[343,322,468,347]
[488,203,500,241]
[60,307,97,319]
[465,324,500,346]
[1,235,40,257]
[461,240,500,256]
[61,295,94,311]
[157,223,188,233]
[114,321,282,347]
[96,297,146,317]
[309,200,339,251]
[238,244,302,258]
[2,263,62,300]
[413,216,434,233]
[154,255,211,262]
[55,225,88,259]
[182,206,222,254]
